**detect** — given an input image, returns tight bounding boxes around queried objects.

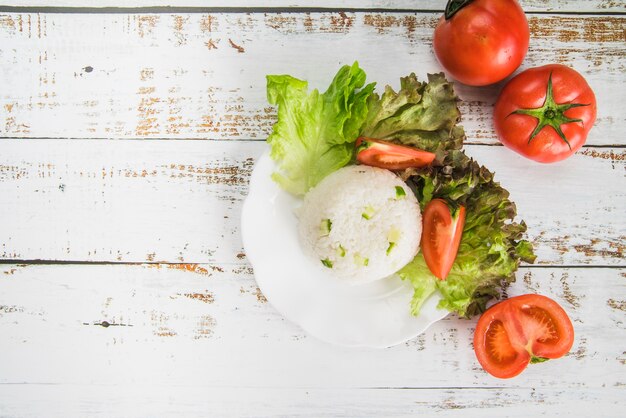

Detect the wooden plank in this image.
[0,385,623,417]
[0,264,624,391]
[0,140,624,265]
[3,0,625,13]
[0,12,623,144]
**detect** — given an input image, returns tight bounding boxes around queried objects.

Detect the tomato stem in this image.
[507,72,590,151]
[444,0,474,20]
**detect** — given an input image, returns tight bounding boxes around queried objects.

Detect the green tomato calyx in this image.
[508,72,590,150]
[530,356,550,364]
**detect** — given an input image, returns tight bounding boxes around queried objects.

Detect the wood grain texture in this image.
[0,264,624,415]
[0,140,624,265]
[0,386,623,417]
[3,0,625,13]
[0,3,624,414]
[0,12,623,144]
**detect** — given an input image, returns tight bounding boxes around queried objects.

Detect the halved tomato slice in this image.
[474,294,575,379]
[421,199,465,280]
[356,137,436,170]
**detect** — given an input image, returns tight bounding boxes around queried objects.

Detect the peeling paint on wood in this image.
[254,287,267,303]
[228,38,245,53]
[546,236,625,261]
[579,149,626,162]
[155,327,177,337]
[135,15,159,38]
[165,162,252,186]
[607,299,626,312]
[0,13,623,144]
[0,385,619,417]
[579,149,626,171]
[528,16,625,44]
[0,262,623,415]
[1,0,624,12]
[363,13,431,39]
[0,2,623,414]
[147,264,211,275]
[0,305,24,314]
[180,292,215,304]
[194,314,216,339]
[238,284,268,304]
[559,272,581,309]
[233,265,254,275]
[522,271,539,293]
[571,337,588,360]
[0,141,623,264]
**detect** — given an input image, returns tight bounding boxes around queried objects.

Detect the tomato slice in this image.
[474,294,575,379]
[356,137,436,170]
[421,199,465,280]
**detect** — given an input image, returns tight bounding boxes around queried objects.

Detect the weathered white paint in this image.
[3,0,625,13]
[0,2,624,415]
[2,385,625,418]
[0,12,623,144]
[0,140,623,264]
[0,264,624,415]
[0,385,622,417]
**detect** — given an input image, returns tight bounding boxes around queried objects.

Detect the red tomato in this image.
[474,294,575,379]
[356,137,436,170]
[433,0,529,86]
[494,64,597,163]
[421,199,465,280]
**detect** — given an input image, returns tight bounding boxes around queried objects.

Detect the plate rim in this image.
[241,148,448,348]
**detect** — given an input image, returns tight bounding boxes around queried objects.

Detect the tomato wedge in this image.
[356,137,436,170]
[474,294,575,379]
[421,199,465,280]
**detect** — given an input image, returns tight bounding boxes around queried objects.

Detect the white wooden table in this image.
[0,1,624,416]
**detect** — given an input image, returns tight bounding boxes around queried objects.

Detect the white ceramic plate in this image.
[241,149,448,348]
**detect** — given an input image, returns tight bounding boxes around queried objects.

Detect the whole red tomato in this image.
[494,64,597,163]
[433,0,529,86]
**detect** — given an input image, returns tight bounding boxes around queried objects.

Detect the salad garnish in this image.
[266,62,375,197]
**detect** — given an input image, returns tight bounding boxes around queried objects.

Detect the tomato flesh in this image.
[485,320,522,364]
[474,294,575,379]
[356,137,436,170]
[421,199,465,280]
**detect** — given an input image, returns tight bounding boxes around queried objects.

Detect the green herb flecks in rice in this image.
[320,219,332,236]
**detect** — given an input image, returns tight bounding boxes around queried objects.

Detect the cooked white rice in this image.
[298,165,422,284]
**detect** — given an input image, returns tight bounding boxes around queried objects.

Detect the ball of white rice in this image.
[298,165,422,284]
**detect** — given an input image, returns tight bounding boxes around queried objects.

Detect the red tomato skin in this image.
[433,0,529,86]
[473,294,575,379]
[494,64,597,163]
[356,137,436,170]
[421,199,465,280]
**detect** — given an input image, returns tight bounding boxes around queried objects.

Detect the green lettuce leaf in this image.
[398,150,536,318]
[361,71,535,318]
[266,62,375,196]
[360,72,464,162]
[266,66,535,319]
